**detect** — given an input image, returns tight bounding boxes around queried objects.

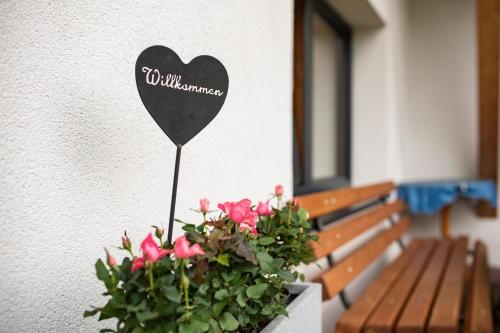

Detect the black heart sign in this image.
[135,45,229,146]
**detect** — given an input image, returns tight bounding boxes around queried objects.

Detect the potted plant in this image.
[85,185,321,333]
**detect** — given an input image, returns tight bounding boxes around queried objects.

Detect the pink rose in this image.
[246,210,258,226]
[174,235,206,259]
[218,202,232,214]
[240,222,258,235]
[131,257,145,272]
[275,184,284,196]
[256,200,272,216]
[141,233,171,262]
[199,198,210,213]
[229,201,249,223]
[218,199,253,224]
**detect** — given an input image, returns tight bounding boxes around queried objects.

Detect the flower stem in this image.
[184,283,189,312]
[180,260,191,318]
[287,204,291,226]
[148,267,155,293]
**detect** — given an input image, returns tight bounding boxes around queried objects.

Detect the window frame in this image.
[293,0,352,196]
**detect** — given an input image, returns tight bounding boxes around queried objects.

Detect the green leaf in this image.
[198,283,209,295]
[95,259,109,282]
[298,207,308,221]
[213,301,227,317]
[214,289,229,301]
[182,224,196,232]
[131,327,144,333]
[277,270,296,282]
[158,274,175,285]
[245,306,258,315]
[236,289,247,307]
[179,319,209,333]
[257,237,275,245]
[194,295,210,307]
[219,312,239,331]
[215,254,230,267]
[256,252,278,274]
[136,311,159,322]
[275,304,288,316]
[237,312,250,326]
[98,301,119,321]
[83,308,100,318]
[162,321,177,333]
[212,278,221,288]
[110,292,126,308]
[261,304,273,316]
[246,284,267,299]
[147,325,163,333]
[126,301,147,313]
[221,271,236,282]
[161,285,181,303]
[208,318,221,333]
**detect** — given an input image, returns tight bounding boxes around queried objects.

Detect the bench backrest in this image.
[297,181,410,300]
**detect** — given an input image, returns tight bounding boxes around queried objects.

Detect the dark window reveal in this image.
[293,0,352,195]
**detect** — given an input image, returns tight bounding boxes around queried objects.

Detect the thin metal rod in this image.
[387,216,406,250]
[167,145,182,245]
[326,254,350,309]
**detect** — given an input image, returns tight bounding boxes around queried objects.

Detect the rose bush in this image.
[85,186,317,333]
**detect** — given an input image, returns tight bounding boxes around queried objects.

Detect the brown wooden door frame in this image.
[477,0,499,217]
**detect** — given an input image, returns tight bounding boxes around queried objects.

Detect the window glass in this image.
[311,14,339,181]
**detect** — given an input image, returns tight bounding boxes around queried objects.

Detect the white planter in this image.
[260,283,322,333]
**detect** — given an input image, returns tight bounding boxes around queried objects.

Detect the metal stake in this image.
[167,145,182,245]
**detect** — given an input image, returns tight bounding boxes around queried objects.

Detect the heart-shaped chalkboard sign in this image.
[135,45,229,146]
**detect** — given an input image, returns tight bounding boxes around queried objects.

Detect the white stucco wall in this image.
[2,1,498,333]
[401,0,478,180]
[399,0,500,265]
[0,1,294,332]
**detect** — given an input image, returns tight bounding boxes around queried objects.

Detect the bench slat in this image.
[312,200,407,259]
[464,241,493,333]
[396,239,452,333]
[364,239,436,333]
[336,240,423,333]
[320,217,411,299]
[428,237,469,333]
[297,181,395,219]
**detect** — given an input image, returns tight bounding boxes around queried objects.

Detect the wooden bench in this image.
[297,181,494,333]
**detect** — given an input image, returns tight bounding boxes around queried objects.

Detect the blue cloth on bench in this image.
[397,180,497,215]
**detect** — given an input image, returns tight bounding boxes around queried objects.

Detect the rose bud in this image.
[152,225,164,240]
[105,248,117,268]
[275,184,284,197]
[122,232,132,251]
[199,198,210,213]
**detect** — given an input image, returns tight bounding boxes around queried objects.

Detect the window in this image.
[293,0,351,195]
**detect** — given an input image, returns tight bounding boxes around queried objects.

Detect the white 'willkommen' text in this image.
[142,67,224,97]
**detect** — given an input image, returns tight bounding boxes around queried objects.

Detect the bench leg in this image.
[440,205,451,239]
